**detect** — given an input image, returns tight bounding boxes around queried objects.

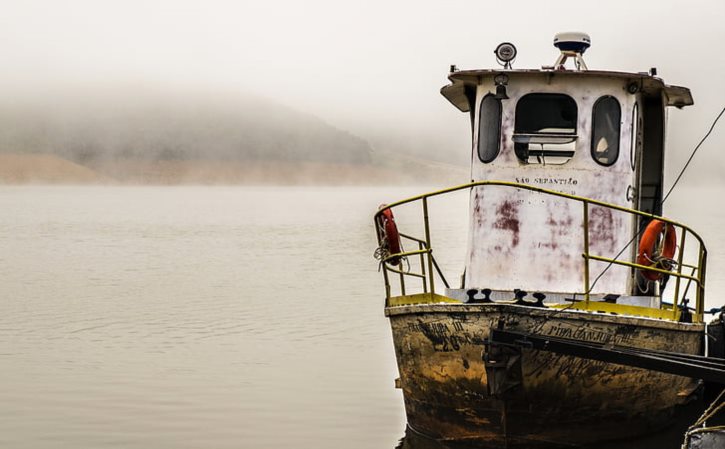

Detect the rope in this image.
[373,237,408,272]
[663,106,725,204]
[682,388,725,449]
[689,387,725,430]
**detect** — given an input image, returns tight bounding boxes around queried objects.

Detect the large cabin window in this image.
[477,95,501,163]
[591,96,621,166]
[514,93,577,165]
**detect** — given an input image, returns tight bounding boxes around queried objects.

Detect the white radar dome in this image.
[553,32,591,54]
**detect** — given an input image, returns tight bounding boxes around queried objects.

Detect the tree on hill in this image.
[0,90,372,165]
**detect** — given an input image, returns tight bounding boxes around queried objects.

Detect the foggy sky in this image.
[0,0,723,179]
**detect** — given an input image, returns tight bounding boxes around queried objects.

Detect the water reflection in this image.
[393,424,693,449]
[392,397,706,449]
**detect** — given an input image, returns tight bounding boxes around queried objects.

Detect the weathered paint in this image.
[386,303,703,448]
[387,292,459,307]
[685,430,725,449]
[466,73,640,296]
[441,69,693,112]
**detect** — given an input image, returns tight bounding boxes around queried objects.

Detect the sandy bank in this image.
[0,153,467,185]
[0,153,109,184]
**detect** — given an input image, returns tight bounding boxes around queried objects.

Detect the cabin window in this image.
[591,96,621,166]
[477,95,502,163]
[513,93,578,165]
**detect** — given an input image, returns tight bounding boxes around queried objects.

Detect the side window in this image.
[477,95,501,163]
[630,103,639,170]
[591,96,621,166]
[513,93,578,165]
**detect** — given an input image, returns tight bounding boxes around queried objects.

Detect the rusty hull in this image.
[386,303,703,448]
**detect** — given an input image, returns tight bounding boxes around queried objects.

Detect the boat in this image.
[373,33,715,448]
[682,316,725,449]
[683,392,725,449]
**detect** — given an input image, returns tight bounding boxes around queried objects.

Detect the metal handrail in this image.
[381,241,450,294]
[374,181,707,321]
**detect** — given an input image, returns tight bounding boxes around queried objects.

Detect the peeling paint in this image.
[492,200,520,246]
[389,304,703,447]
[467,75,640,295]
[590,205,616,253]
[473,190,483,227]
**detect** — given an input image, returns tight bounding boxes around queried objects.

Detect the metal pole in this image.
[698,250,707,320]
[583,201,590,304]
[419,241,428,293]
[423,197,435,296]
[399,262,406,296]
[382,264,391,306]
[673,227,686,319]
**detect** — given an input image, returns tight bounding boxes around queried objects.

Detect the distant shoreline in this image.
[0,153,468,185]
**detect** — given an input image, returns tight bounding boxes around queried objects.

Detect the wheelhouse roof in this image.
[441,69,693,112]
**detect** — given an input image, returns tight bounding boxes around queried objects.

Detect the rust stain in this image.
[498,114,514,163]
[589,206,616,253]
[546,213,574,236]
[541,210,575,254]
[473,190,483,227]
[493,200,520,246]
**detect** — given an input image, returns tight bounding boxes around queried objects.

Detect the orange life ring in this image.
[376,205,403,266]
[637,219,677,281]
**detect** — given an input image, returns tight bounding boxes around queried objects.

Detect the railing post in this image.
[672,227,686,319]
[419,241,428,293]
[697,249,707,320]
[423,197,435,296]
[382,263,391,306]
[583,201,590,305]
[399,261,406,296]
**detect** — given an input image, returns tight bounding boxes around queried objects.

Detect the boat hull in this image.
[386,303,704,448]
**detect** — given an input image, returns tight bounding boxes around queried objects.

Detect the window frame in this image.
[513,93,578,165]
[630,102,639,170]
[476,94,502,164]
[590,95,622,167]
[514,93,578,135]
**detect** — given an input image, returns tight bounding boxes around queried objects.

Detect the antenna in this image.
[553,32,591,70]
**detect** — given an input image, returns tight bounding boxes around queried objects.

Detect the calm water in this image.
[1,185,724,449]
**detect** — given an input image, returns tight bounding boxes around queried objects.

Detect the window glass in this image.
[513,93,578,165]
[515,93,577,134]
[591,96,621,166]
[477,95,501,163]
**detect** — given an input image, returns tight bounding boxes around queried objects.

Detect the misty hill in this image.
[0,89,372,166]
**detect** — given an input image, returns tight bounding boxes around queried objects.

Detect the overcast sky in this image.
[0,0,723,175]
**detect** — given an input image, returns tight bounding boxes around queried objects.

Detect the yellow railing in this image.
[374,181,707,322]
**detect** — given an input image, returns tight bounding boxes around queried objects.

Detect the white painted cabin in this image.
[441,35,693,302]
